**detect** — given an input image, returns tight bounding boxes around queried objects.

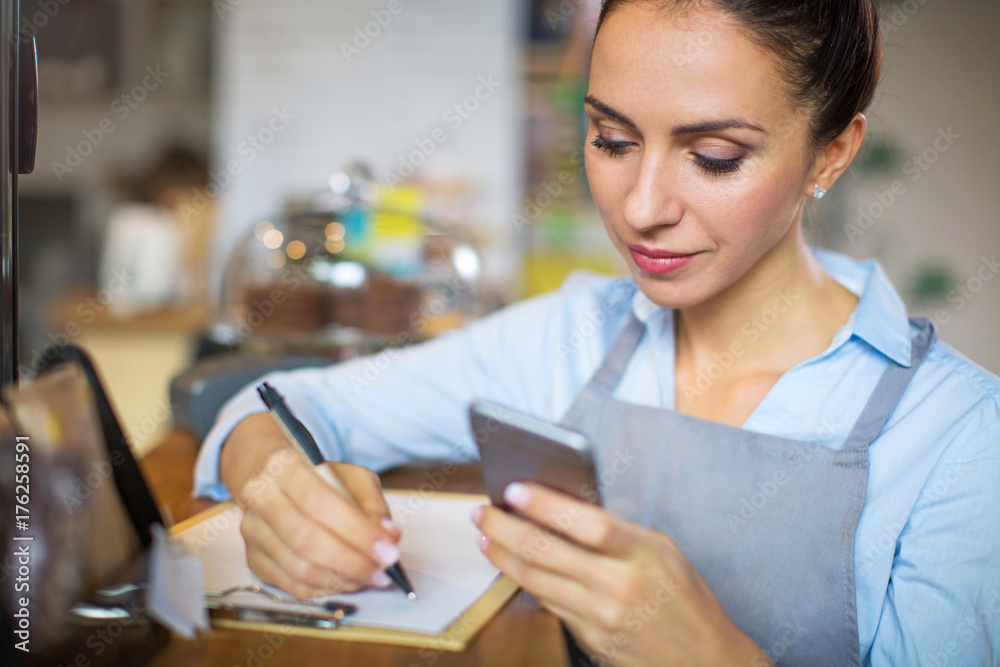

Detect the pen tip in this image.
[407,592,417,601]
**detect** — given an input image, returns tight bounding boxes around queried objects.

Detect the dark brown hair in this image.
[594,0,883,149]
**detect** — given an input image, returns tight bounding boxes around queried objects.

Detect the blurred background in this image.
[15,0,1000,455]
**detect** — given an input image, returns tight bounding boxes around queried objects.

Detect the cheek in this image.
[585,152,628,228]
[585,153,611,218]
[692,169,800,250]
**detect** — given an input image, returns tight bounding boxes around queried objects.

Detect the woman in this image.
[195,1,1000,664]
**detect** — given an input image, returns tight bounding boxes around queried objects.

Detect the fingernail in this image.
[503,482,529,509]
[380,517,400,533]
[470,505,483,526]
[370,569,392,588]
[372,539,400,567]
[477,533,489,552]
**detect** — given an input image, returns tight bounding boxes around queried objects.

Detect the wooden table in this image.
[138,429,570,666]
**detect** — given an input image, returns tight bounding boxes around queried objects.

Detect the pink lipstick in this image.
[627,245,699,275]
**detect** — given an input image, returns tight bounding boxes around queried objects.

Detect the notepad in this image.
[171,491,516,647]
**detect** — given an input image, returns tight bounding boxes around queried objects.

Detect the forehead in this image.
[589,3,803,134]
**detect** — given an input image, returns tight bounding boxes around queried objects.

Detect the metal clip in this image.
[203,585,357,629]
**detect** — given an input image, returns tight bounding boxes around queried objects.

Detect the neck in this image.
[674,224,857,375]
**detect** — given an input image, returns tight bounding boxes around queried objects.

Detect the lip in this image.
[626,245,699,275]
[627,244,695,259]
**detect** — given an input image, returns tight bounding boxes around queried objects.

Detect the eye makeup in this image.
[590,134,632,158]
[692,153,744,176]
[591,131,748,177]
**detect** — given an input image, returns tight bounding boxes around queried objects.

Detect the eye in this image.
[591,134,632,158]
[693,154,744,176]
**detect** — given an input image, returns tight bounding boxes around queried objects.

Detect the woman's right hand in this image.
[219,412,403,600]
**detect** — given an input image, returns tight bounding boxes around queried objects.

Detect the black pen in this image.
[257,382,416,601]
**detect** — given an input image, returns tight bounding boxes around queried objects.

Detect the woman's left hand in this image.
[471,482,772,667]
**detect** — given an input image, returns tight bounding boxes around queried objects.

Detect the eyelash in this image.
[590,135,630,158]
[693,154,744,176]
[590,134,745,176]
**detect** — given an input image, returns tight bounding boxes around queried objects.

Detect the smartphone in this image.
[469,400,601,511]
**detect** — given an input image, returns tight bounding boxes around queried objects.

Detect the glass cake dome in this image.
[209,164,483,357]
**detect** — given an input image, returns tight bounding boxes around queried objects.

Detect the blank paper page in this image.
[172,492,502,635]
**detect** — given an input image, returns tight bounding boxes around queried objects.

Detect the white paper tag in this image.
[147,524,209,638]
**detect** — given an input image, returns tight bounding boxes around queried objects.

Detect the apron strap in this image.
[587,314,647,393]
[841,317,937,450]
[582,313,938,450]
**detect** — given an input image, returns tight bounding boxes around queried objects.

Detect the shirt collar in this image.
[627,248,914,367]
[631,288,661,323]
[814,249,913,367]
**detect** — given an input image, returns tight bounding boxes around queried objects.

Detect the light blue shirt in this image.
[194,248,1000,666]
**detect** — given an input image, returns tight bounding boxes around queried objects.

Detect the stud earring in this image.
[812,184,827,200]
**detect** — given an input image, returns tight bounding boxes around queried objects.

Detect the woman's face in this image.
[585,3,818,309]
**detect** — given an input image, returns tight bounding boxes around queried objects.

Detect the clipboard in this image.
[170,490,520,651]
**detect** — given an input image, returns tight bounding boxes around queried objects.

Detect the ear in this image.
[805,112,868,198]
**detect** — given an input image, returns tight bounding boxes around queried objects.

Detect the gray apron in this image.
[557,314,936,666]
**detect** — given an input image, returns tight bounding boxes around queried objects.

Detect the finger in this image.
[503,482,641,558]
[478,528,594,621]
[245,486,394,591]
[242,510,367,596]
[243,501,378,593]
[246,544,365,600]
[539,598,588,629]
[379,518,403,541]
[246,544,315,599]
[281,458,401,567]
[478,503,686,637]
[475,504,603,585]
[333,463,399,533]
[322,463,402,540]
[479,533,627,665]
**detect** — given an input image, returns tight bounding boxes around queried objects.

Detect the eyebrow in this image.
[583,94,767,136]
[584,95,637,128]
[672,119,767,135]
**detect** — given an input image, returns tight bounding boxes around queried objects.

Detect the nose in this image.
[622,152,683,232]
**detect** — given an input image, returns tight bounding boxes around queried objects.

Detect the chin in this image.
[630,271,712,311]
[613,246,714,310]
